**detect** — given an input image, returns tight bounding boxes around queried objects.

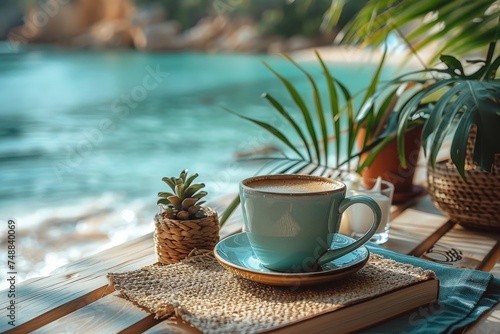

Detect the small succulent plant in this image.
[157,169,208,220]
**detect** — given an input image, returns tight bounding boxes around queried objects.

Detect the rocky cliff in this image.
[7,0,333,53]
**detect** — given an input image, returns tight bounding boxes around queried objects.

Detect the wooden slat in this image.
[143,318,202,334]
[3,194,499,333]
[5,196,243,333]
[6,285,115,334]
[408,220,456,257]
[390,189,428,220]
[39,296,201,334]
[32,292,156,334]
[0,234,157,333]
[477,242,500,272]
[383,209,450,254]
[419,223,497,270]
[119,314,161,334]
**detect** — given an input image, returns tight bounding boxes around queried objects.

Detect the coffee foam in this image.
[247,178,342,194]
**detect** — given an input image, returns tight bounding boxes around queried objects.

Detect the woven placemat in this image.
[108,251,435,334]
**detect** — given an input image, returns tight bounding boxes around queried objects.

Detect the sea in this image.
[0,43,400,289]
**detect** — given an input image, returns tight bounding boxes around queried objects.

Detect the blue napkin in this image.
[364,244,500,334]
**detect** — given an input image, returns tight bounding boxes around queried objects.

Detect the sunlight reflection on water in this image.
[0,46,398,289]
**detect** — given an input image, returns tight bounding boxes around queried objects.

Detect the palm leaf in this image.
[470,82,500,170]
[224,107,305,160]
[282,54,329,167]
[263,61,321,163]
[219,195,240,228]
[428,88,470,167]
[398,79,452,165]
[262,93,313,161]
[316,51,342,167]
[450,109,476,179]
[334,79,359,170]
[325,0,498,62]
[395,41,500,177]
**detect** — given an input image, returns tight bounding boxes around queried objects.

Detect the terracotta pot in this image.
[358,125,423,202]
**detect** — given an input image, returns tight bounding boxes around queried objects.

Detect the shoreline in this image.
[290,45,433,70]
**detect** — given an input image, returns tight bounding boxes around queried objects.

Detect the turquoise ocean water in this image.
[0,44,398,286]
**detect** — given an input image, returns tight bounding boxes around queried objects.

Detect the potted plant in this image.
[218,50,427,227]
[322,1,499,229]
[226,51,367,181]
[393,41,500,230]
[155,169,220,264]
[355,72,426,201]
[229,50,425,182]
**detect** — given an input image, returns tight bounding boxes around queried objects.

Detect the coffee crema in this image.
[246,178,342,194]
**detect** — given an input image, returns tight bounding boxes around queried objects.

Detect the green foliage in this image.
[226,51,411,177]
[324,0,499,63]
[219,51,420,227]
[157,169,208,220]
[395,42,500,179]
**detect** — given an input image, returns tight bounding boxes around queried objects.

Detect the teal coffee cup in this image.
[239,174,382,272]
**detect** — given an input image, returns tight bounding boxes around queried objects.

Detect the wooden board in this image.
[1,195,498,334]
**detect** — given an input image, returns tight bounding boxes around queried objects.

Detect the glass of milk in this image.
[348,178,395,244]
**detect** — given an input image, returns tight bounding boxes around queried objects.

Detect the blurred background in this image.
[0,0,398,289]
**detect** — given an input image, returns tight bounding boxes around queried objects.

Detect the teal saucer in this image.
[214,232,369,286]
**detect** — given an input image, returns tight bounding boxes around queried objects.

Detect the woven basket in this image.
[427,128,500,231]
[154,207,220,264]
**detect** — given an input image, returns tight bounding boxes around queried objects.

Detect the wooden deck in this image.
[1,194,499,333]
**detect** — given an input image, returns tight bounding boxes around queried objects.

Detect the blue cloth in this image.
[363,244,500,334]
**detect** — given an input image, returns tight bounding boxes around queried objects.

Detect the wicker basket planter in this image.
[154,207,220,264]
[427,129,500,231]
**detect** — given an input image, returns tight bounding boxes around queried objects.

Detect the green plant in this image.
[157,169,208,220]
[218,50,423,226]
[394,41,500,179]
[227,50,420,176]
[323,0,499,63]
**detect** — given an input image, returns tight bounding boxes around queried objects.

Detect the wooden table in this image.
[1,194,499,333]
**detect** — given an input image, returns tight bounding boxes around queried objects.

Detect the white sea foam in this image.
[0,50,397,290]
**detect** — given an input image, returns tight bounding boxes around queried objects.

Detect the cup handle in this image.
[317,195,382,266]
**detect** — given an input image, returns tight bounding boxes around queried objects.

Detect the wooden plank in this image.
[33,292,203,334]
[142,318,202,334]
[2,196,242,333]
[390,190,428,219]
[383,209,450,255]
[4,194,498,333]
[408,220,456,257]
[477,242,500,272]
[32,292,156,334]
[119,314,162,334]
[419,225,497,270]
[6,285,115,334]
[0,234,157,333]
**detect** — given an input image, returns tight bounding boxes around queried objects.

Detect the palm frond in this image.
[396,42,500,178]
[263,61,321,163]
[281,54,329,168]
[324,0,499,62]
